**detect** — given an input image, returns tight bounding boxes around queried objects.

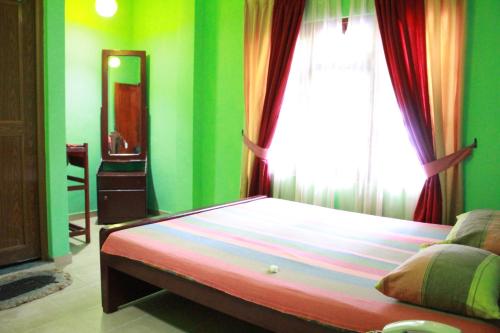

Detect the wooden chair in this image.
[66,143,90,243]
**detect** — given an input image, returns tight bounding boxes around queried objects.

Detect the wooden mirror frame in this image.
[101,49,147,161]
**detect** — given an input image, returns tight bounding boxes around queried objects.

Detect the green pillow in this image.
[445,210,500,255]
[376,244,500,320]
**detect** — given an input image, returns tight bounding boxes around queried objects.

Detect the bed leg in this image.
[101,263,161,313]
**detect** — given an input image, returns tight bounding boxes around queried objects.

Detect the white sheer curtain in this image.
[268,0,425,220]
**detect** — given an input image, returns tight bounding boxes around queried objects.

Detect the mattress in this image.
[102,198,499,332]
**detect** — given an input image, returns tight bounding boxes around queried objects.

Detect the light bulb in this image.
[108,56,121,68]
[96,0,118,18]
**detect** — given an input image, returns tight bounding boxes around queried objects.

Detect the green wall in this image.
[193,0,217,207]
[66,0,197,214]
[47,0,257,257]
[131,0,195,213]
[463,0,500,211]
[210,0,245,205]
[66,0,243,214]
[193,0,245,208]
[44,0,69,258]
[65,0,135,214]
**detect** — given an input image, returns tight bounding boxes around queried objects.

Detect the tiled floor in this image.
[0,218,268,333]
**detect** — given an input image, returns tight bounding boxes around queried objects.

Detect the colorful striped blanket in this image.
[102,198,499,332]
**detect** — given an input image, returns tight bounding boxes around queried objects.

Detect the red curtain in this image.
[248,0,306,196]
[375,0,442,223]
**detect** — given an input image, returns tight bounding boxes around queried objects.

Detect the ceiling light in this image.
[96,0,118,18]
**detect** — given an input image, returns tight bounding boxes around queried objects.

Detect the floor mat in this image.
[0,270,72,310]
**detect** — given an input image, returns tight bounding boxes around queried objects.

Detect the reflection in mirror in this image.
[107,55,142,155]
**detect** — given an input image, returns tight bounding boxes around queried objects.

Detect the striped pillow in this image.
[376,244,500,320]
[445,210,500,255]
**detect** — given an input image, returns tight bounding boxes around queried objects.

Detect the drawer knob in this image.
[104,195,108,200]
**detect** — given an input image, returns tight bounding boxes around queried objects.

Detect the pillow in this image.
[375,244,500,320]
[444,210,500,255]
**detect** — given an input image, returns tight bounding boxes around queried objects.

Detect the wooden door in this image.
[0,0,44,266]
[114,83,141,154]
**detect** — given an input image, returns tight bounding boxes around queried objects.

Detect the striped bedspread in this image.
[102,198,499,332]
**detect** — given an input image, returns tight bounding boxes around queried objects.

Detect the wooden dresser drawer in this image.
[97,190,147,224]
[98,174,146,190]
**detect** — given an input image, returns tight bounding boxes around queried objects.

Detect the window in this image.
[268,2,425,220]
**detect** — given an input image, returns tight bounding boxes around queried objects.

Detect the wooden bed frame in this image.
[99,196,352,333]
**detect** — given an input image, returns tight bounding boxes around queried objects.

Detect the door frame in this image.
[35,0,49,260]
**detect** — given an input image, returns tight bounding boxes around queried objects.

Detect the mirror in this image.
[101,50,147,161]
[108,56,141,155]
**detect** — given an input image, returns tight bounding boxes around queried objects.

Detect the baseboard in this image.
[68,210,97,221]
[53,253,72,268]
[148,209,170,216]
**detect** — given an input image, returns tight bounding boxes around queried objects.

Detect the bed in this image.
[99,196,499,333]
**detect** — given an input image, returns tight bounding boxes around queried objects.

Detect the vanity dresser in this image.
[97,50,148,224]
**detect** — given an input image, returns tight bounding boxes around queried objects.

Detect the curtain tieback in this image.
[423,139,477,178]
[242,132,269,160]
